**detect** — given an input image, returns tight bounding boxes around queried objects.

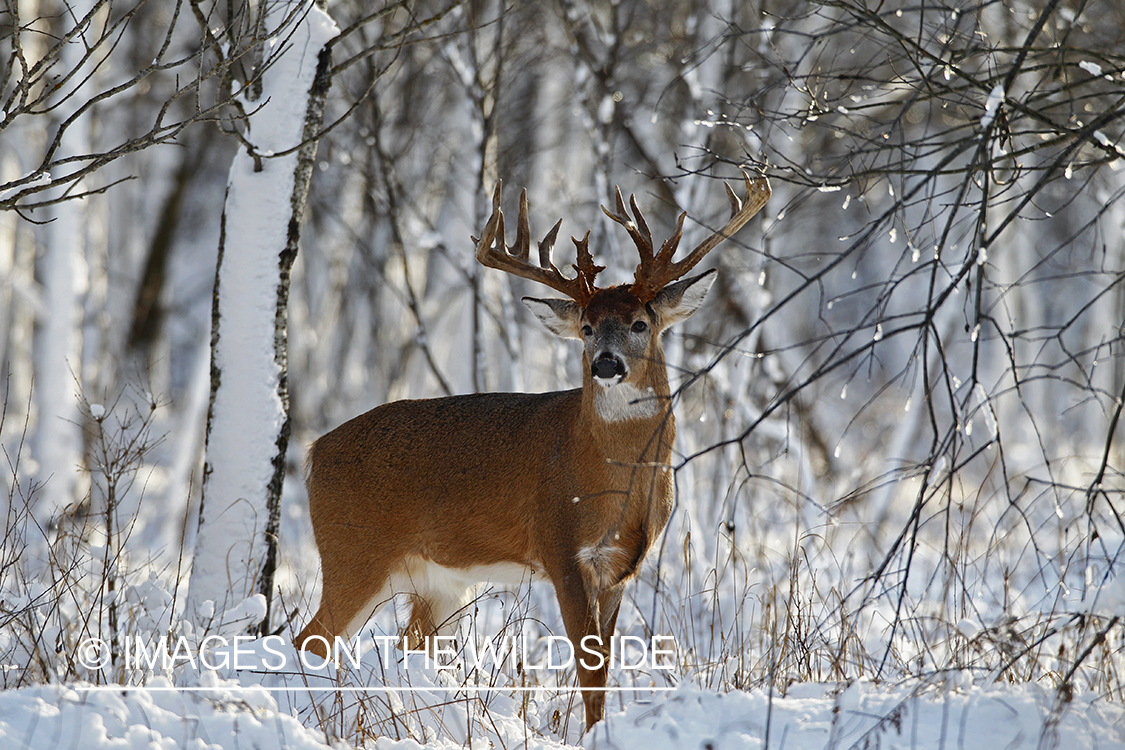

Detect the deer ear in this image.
[523,297,584,340]
[651,269,716,328]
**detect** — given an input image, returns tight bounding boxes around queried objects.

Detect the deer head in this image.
[475,171,772,416]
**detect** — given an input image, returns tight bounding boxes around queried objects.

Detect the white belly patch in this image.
[344,557,538,640]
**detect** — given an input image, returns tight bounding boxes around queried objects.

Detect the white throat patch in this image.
[595,383,660,422]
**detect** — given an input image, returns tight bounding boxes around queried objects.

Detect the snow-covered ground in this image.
[3,676,1122,749]
[3,621,1123,749]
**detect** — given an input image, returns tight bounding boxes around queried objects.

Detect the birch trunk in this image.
[188,1,336,636]
[31,0,95,551]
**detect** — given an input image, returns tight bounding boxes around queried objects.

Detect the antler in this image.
[473,181,605,303]
[601,171,772,301]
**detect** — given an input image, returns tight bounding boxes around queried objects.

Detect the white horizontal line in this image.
[68,685,677,693]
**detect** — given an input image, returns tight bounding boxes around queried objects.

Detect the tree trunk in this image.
[188,0,336,637]
[31,0,96,553]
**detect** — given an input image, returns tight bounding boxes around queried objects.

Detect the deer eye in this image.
[631,320,649,333]
[581,325,593,337]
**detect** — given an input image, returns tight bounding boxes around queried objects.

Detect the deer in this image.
[294,171,771,728]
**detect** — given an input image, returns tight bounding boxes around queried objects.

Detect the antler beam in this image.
[473,181,604,303]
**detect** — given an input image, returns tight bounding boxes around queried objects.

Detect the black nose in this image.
[592,354,625,380]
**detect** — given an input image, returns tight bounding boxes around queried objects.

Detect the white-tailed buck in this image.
[296,172,771,727]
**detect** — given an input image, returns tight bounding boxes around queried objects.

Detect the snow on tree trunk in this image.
[188,1,336,636]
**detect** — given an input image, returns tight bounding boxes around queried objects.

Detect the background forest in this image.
[2,0,1125,747]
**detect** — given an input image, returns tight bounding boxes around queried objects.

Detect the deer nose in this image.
[592,353,626,382]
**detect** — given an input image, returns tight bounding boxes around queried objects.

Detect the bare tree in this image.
[0,0,255,553]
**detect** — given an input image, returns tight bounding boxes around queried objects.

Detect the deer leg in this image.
[295,555,393,659]
[597,583,625,641]
[402,572,471,662]
[590,583,629,720]
[402,594,435,651]
[402,594,463,654]
[552,564,610,729]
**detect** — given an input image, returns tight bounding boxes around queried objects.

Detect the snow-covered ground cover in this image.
[3,675,1123,748]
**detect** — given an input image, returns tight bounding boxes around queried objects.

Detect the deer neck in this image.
[578,352,676,458]
[576,352,677,552]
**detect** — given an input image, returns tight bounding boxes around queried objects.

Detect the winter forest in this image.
[2,0,1125,748]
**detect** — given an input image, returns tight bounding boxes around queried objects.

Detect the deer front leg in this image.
[552,563,612,729]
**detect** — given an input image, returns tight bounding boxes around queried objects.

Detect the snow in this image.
[0,170,52,201]
[957,618,981,638]
[1087,573,1125,615]
[2,676,1122,749]
[0,680,329,750]
[1080,60,1104,76]
[981,84,1004,128]
[7,596,1121,750]
[585,683,1125,749]
[972,382,998,439]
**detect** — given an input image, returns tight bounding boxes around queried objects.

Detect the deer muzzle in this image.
[592,353,626,384]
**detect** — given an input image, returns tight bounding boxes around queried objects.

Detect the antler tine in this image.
[495,198,507,259]
[630,191,657,264]
[677,170,771,274]
[538,218,563,269]
[655,211,686,266]
[513,189,531,261]
[724,180,742,215]
[601,186,654,260]
[628,193,654,260]
[474,181,601,303]
[470,180,503,251]
[571,231,605,300]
